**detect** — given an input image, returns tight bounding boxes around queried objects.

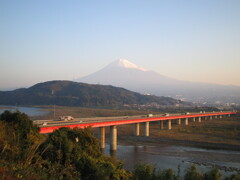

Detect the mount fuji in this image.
[77,59,240,104]
[77,59,179,93]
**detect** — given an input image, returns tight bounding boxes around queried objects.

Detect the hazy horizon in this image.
[1,0,240,90]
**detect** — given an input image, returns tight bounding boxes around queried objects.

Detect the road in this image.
[34,114,153,127]
[34,111,220,127]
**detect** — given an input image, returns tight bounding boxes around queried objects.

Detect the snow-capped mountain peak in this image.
[110,59,147,71]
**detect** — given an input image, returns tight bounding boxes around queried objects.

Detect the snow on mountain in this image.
[109,59,147,71]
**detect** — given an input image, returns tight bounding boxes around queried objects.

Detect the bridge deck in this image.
[39,112,236,134]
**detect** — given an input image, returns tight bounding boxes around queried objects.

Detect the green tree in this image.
[160,168,178,180]
[225,174,240,180]
[204,168,221,180]
[133,162,156,180]
[40,127,131,180]
[0,110,41,163]
[184,165,203,180]
[132,162,178,180]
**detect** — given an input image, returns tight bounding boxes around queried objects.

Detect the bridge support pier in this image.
[144,122,149,136]
[110,126,117,151]
[210,116,213,120]
[167,120,171,130]
[192,117,195,122]
[177,119,181,125]
[160,121,164,129]
[228,114,231,117]
[198,117,201,123]
[220,115,222,119]
[99,127,105,149]
[184,118,188,125]
[134,123,140,136]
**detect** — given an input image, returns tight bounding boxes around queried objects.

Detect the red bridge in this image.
[40,111,236,151]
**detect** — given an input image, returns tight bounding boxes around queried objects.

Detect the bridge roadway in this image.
[38,111,236,151]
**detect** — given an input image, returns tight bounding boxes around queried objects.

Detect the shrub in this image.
[184,165,203,180]
[204,168,221,180]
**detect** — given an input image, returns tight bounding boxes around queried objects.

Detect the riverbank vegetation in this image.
[0,111,239,179]
[133,163,240,180]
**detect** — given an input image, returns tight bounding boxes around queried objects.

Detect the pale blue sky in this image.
[0,0,240,90]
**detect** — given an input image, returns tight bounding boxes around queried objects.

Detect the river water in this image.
[104,144,240,177]
[0,105,49,117]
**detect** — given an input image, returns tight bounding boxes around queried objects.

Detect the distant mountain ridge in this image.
[77,59,240,104]
[0,80,185,108]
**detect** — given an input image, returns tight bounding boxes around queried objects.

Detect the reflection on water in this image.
[0,105,49,116]
[104,144,240,177]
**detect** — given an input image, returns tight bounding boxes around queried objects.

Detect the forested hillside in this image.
[0,80,186,108]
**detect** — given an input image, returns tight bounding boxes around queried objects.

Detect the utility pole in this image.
[52,90,55,119]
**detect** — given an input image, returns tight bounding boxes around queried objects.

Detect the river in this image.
[0,105,49,117]
[104,144,240,177]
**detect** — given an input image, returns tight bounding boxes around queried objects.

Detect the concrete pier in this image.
[110,126,117,151]
[99,127,105,149]
[160,121,164,130]
[144,122,149,136]
[184,118,188,125]
[210,116,213,120]
[198,117,201,122]
[134,123,140,136]
[167,120,171,130]
[177,119,181,125]
[220,115,222,119]
[192,117,195,122]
